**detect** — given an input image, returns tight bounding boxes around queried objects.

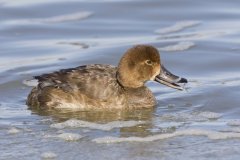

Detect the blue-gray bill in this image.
[155,65,187,90]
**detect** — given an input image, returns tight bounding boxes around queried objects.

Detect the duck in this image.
[27,45,187,110]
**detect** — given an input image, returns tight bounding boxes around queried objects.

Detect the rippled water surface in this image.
[1,0,240,159]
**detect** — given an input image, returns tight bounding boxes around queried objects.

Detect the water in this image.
[1,0,240,159]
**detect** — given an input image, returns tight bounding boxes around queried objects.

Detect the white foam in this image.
[161,111,222,122]
[57,133,83,141]
[155,21,201,34]
[158,41,195,52]
[222,127,240,133]
[197,111,222,119]
[41,152,57,159]
[50,119,146,131]
[93,129,240,143]
[22,79,38,87]
[8,127,20,134]
[227,120,240,126]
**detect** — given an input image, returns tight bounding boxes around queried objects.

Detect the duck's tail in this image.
[26,87,40,108]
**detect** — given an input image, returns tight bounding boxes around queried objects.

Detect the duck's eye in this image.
[145,60,153,65]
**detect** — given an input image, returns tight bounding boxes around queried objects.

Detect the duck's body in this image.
[27,64,156,109]
[27,45,187,110]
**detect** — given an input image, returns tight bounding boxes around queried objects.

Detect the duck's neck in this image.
[124,85,157,108]
[116,72,156,107]
[116,70,144,88]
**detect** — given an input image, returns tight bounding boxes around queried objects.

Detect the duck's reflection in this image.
[30,107,155,122]
[30,107,157,137]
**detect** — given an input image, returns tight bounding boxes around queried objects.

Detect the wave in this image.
[227,120,240,126]
[22,79,38,87]
[50,119,146,131]
[158,41,195,52]
[41,152,57,159]
[36,12,92,23]
[93,128,240,143]
[160,111,222,122]
[8,127,21,134]
[3,11,92,24]
[57,133,83,141]
[155,21,201,34]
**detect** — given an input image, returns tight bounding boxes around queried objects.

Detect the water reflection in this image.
[30,106,155,122]
[30,106,158,137]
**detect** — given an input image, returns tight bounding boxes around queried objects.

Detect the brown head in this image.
[117,45,187,89]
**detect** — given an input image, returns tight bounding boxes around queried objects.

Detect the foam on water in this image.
[22,79,38,87]
[155,21,201,34]
[41,152,57,159]
[197,111,222,119]
[227,120,240,126]
[8,127,20,134]
[160,111,222,122]
[50,119,146,131]
[158,41,195,52]
[93,129,240,143]
[57,133,83,141]
[222,127,240,133]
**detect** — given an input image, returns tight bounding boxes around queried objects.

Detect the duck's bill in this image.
[154,65,187,90]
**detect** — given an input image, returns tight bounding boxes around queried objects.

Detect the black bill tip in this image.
[177,77,188,83]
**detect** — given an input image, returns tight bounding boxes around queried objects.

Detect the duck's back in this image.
[27,64,125,109]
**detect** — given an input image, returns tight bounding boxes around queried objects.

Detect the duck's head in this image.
[117,45,187,90]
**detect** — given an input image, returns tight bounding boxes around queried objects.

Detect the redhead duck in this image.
[27,45,187,110]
